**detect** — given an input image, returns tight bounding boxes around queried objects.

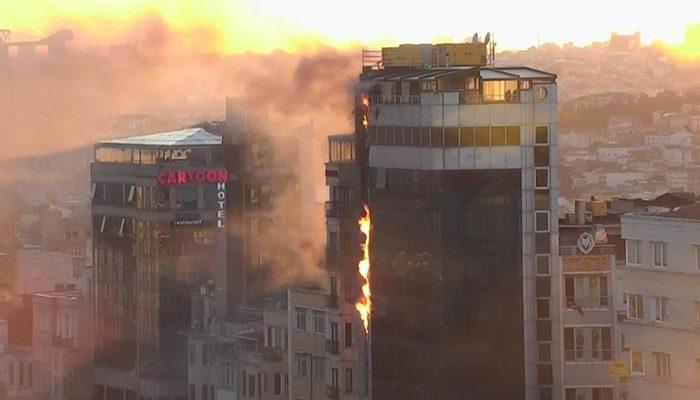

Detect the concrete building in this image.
[617,204,700,400]
[0,296,35,400]
[354,43,560,399]
[32,289,93,400]
[559,200,620,400]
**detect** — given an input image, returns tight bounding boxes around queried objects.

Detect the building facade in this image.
[355,46,560,400]
[618,205,700,400]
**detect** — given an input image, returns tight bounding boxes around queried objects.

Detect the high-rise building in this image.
[350,41,560,399]
[91,127,231,400]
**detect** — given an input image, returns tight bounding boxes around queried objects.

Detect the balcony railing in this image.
[565,296,611,310]
[262,346,283,361]
[326,340,340,354]
[327,385,340,400]
[560,245,616,256]
[326,294,339,309]
[564,349,613,363]
[370,95,421,105]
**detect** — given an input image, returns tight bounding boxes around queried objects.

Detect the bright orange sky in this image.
[3,0,700,57]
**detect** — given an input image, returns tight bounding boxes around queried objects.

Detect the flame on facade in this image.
[361,94,369,131]
[355,204,371,333]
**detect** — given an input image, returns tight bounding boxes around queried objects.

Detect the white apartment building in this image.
[618,205,700,400]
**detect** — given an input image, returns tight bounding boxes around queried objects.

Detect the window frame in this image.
[625,293,644,320]
[626,239,641,265]
[294,307,308,332]
[535,167,549,189]
[630,349,645,376]
[653,351,671,379]
[535,210,550,233]
[652,241,667,267]
[312,309,326,335]
[654,297,669,323]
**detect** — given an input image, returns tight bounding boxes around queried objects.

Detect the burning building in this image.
[340,39,561,399]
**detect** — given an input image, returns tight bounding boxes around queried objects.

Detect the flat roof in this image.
[101,128,222,147]
[363,65,556,81]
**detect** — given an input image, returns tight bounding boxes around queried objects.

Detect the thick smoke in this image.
[0,15,359,291]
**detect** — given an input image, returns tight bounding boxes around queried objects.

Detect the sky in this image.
[3,0,700,55]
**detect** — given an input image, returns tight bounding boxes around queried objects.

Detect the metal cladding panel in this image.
[430,148,444,169]
[429,105,443,126]
[490,103,506,124]
[444,105,459,126]
[444,148,460,170]
[474,105,491,125]
[491,147,507,168]
[506,146,522,168]
[534,102,551,125]
[475,147,490,169]
[459,147,476,169]
[458,104,476,126]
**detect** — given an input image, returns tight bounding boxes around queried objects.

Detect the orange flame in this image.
[361,94,369,131]
[355,204,371,333]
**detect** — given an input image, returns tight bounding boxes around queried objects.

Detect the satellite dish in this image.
[472,33,479,43]
[484,32,491,44]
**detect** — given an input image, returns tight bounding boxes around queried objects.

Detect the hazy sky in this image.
[3,0,700,54]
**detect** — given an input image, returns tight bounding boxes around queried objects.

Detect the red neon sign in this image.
[157,169,229,185]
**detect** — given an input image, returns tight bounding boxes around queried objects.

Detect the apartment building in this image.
[618,203,700,399]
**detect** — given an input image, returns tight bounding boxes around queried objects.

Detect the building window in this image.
[535,126,549,144]
[653,352,671,379]
[273,372,282,396]
[564,275,609,309]
[475,127,490,146]
[202,385,208,400]
[626,239,641,265]
[344,322,352,347]
[536,298,550,319]
[345,368,353,393]
[536,254,550,275]
[566,388,612,400]
[625,293,644,320]
[189,385,196,400]
[652,241,667,267]
[295,353,308,377]
[631,349,645,375]
[176,186,199,210]
[248,374,256,397]
[535,211,550,232]
[534,146,550,166]
[314,357,326,382]
[506,126,521,145]
[538,343,551,362]
[539,387,552,400]
[444,127,459,147]
[535,168,549,189]
[312,310,326,335]
[295,307,308,331]
[460,127,475,146]
[490,126,506,146]
[564,327,612,362]
[654,297,669,322]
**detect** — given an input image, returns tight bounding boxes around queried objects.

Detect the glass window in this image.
[535,146,550,166]
[313,310,326,334]
[154,187,170,211]
[653,352,670,379]
[460,127,475,146]
[625,293,644,320]
[430,127,443,147]
[344,323,352,347]
[394,127,404,146]
[444,127,459,147]
[506,126,521,145]
[538,343,551,362]
[626,240,641,264]
[386,126,395,146]
[376,127,386,145]
[535,168,549,189]
[175,186,198,211]
[537,298,550,319]
[654,297,669,322]
[295,307,307,331]
[475,127,490,146]
[490,126,506,146]
[536,86,549,101]
[411,127,420,147]
[295,353,308,376]
[535,211,550,232]
[653,241,667,267]
[535,190,550,210]
[631,350,644,375]
[536,255,550,275]
[345,368,353,393]
[420,127,430,147]
[314,357,326,382]
[535,126,549,144]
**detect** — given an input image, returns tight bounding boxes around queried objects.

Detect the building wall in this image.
[618,215,700,400]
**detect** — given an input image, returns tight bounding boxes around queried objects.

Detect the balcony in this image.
[560,244,616,256]
[326,294,339,309]
[326,340,339,354]
[326,385,340,400]
[370,95,421,105]
[564,296,611,311]
[262,346,283,361]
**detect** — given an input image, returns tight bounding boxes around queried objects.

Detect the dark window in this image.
[536,255,550,275]
[395,127,404,146]
[189,385,196,400]
[537,364,553,385]
[536,277,551,297]
[537,320,552,341]
[420,127,431,147]
[204,185,219,209]
[490,126,506,146]
[444,127,459,147]
[535,126,549,144]
[535,146,550,166]
[475,127,490,146]
[369,127,377,145]
[536,233,550,253]
[377,127,386,145]
[506,126,521,145]
[430,127,443,147]
[155,187,170,211]
[345,368,353,393]
[202,385,208,400]
[593,388,613,400]
[344,323,352,347]
[566,389,575,400]
[535,168,549,188]
[539,386,553,400]
[104,182,124,206]
[175,186,198,210]
[274,373,282,395]
[386,126,395,146]
[537,298,550,319]
[460,127,475,146]
[411,127,420,147]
